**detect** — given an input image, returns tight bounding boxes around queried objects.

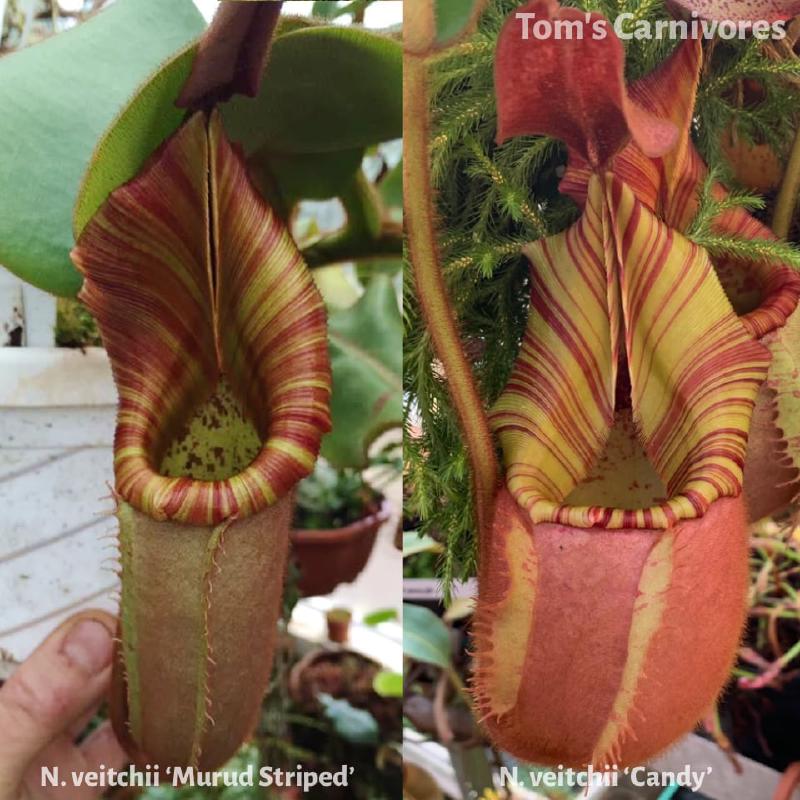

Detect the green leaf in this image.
[379,157,403,211]
[363,608,398,626]
[322,274,402,468]
[319,694,380,744]
[356,258,401,283]
[312,1,345,18]
[75,13,320,274]
[74,45,198,239]
[221,26,401,155]
[0,0,204,296]
[250,146,364,207]
[315,265,364,310]
[403,603,452,669]
[276,15,317,35]
[433,0,487,46]
[403,531,444,558]
[372,670,403,698]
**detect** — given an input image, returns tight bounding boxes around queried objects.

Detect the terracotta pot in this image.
[290,501,390,596]
[326,608,352,644]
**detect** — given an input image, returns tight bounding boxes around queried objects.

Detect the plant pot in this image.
[326,607,352,644]
[290,500,391,596]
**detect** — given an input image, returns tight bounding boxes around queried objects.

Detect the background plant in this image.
[293,445,401,530]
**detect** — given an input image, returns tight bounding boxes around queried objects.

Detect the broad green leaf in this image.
[322,274,402,468]
[380,157,403,212]
[0,0,205,296]
[356,258,401,284]
[433,0,488,46]
[250,146,364,207]
[312,0,345,18]
[314,265,363,310]
[407,0,487,53]
[403,603,452,669]
[73,12,318,262]
[74,45,198,238]
[221,26,401,155]
[74,15,321,234]
[319,694,380,745]
[373,670,403,698]
[273,14,317,35]
[312,0,380,22]
[403,531,444,558]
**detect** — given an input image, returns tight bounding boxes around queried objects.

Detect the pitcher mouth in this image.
[501,407,746,530]
[714,244,800,340]
[72,111,331,526]
[490,173,771,531]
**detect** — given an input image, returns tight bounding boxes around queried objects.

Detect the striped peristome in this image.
[73,111,331,527]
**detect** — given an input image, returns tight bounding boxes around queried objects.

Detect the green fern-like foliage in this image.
[403,0,800,594]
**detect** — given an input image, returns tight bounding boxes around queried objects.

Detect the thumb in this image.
[0,611,116,796]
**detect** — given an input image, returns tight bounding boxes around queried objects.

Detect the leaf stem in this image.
[301,170,401,268]
[301,222,402,268]
[404,51,498,537]
[773,124,800,239]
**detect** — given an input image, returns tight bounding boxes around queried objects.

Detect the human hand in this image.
[0,611,127,799]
